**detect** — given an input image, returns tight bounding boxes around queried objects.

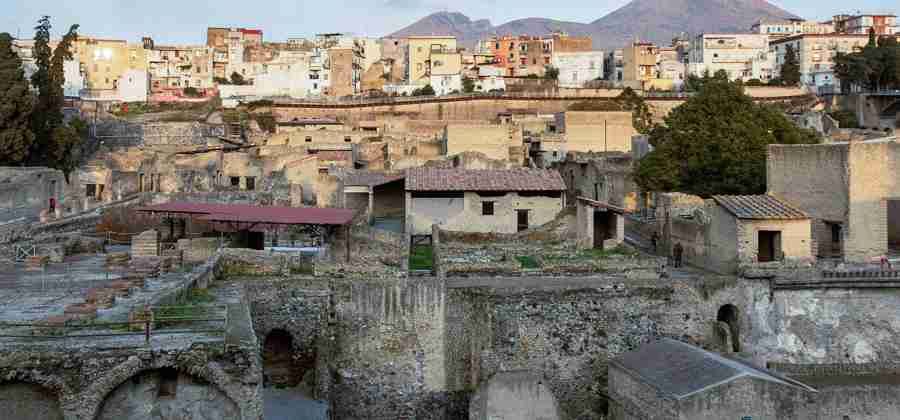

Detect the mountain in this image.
[389,0,800,50]
[590,0,799,48]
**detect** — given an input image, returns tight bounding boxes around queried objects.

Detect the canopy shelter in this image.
[137,202,355,261]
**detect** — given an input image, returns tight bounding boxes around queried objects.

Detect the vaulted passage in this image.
[717,304,741,353]
[96,368,239,420]
[264,329,300,388]
[0,382,63,420]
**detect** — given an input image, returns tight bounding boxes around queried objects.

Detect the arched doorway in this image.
[96,368,239,420]
[262,329,327,420]
[263,329,300,388]
[716,304,741,353]
[0,382,63,420]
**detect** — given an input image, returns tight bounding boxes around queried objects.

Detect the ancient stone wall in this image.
[0,342,261,420]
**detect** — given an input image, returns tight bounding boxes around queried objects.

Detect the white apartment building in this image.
[771,34,870,90]
[688,33,774,82]
[12,39,85,97]
[751,18,834,38]
[833,14,898,35]
[552,51,605,88]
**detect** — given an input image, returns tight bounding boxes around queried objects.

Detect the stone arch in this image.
[261,328,318,392]
[716,304,741,353]
[0,381,64,420]
[83,357,249,420]
[95,367,239,420]
[264,328,299,387]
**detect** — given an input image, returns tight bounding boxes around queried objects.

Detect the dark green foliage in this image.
[214,77,231,85]
[780,44,801,86]
[634,78,820,198]
[684,69,729,92]
[828,110,859,128]
[0,33,35,164]
[29,16,80,175]
[462,75,475,93]
[411,84,435,96]
[834,34,900,92]
[229,72,247,85]
[568,87,653,134]
[183,86,202,97]
[544,66,559,81]
[409,245,434,270]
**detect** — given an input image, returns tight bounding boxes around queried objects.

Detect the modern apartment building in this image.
[770,33,870,89]
[751,18,834,38]
[406,36,458,86]
[688,33,774,82]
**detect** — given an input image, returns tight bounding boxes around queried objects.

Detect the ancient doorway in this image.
[262,329,327,420]
[593,211,618,249]
[264,329,299,388]
[517,210,530,232]
[0,382,63,420]
[758,230,781,262]
[96,369,239,420]
[716,304,741,353]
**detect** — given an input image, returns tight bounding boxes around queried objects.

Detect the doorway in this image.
[516,210,529,232]
[593,211,617,249]
[888,199,900,256]
[758,230,782,263]
[717,305,741,353]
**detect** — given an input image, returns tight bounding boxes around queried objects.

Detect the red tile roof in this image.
[137,202,354,225]
[406,168,566,192]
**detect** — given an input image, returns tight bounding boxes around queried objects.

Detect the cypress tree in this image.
[0,33,35,164]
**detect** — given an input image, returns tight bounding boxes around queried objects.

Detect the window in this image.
[245,177,256,191]
[305,136,312,143]
[344,136,352,143]
[230,176,240,187]
[482,201,495,216]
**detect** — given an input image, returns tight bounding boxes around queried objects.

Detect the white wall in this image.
[117,69,148,102]
[430,74,461,95]
[552,51,605,88]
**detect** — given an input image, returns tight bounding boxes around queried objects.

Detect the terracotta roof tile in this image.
[712,195,808,220]
[343,171,405,187]
[406,168,566,192]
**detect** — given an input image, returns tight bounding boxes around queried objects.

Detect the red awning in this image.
[137,202,354,226]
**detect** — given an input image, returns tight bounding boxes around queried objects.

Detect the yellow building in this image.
[407,36,457,85]
[622,42,657,84]
[74,37,147,91]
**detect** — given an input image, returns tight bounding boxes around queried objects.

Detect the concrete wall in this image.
[406,191,563,235]
[444,124,521,161]
[556,111,636,153]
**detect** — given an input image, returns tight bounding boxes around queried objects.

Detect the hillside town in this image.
[0,3,899,420]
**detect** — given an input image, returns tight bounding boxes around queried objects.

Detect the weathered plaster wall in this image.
[736,218,814,265]
[556,111,636,153]
[407,192,563,236]
[444,124,521,161]
[768,143,849,258]
[845,140,899,261]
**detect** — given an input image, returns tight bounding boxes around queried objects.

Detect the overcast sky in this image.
[3,0,897,44]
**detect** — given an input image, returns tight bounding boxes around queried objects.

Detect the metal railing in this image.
[0,305,228,345]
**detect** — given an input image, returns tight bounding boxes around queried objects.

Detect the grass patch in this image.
[153,289,218,328]
[543,246,637,263]
[409,245,434,271]
[516,255,541,269]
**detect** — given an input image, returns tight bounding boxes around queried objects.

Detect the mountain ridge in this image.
[389,0,800,49]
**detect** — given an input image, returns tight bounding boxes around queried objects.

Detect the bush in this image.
[183,87,203,97]
[828,110,859,129]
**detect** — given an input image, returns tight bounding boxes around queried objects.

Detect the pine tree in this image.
[0,33,35,164]
[30,15,53,162]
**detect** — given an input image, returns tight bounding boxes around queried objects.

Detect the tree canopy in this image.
[779,44,801,86]
[634,78,820,197]
[834,32,900,92]
[0,33,35,164]
[544,66,559,81]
